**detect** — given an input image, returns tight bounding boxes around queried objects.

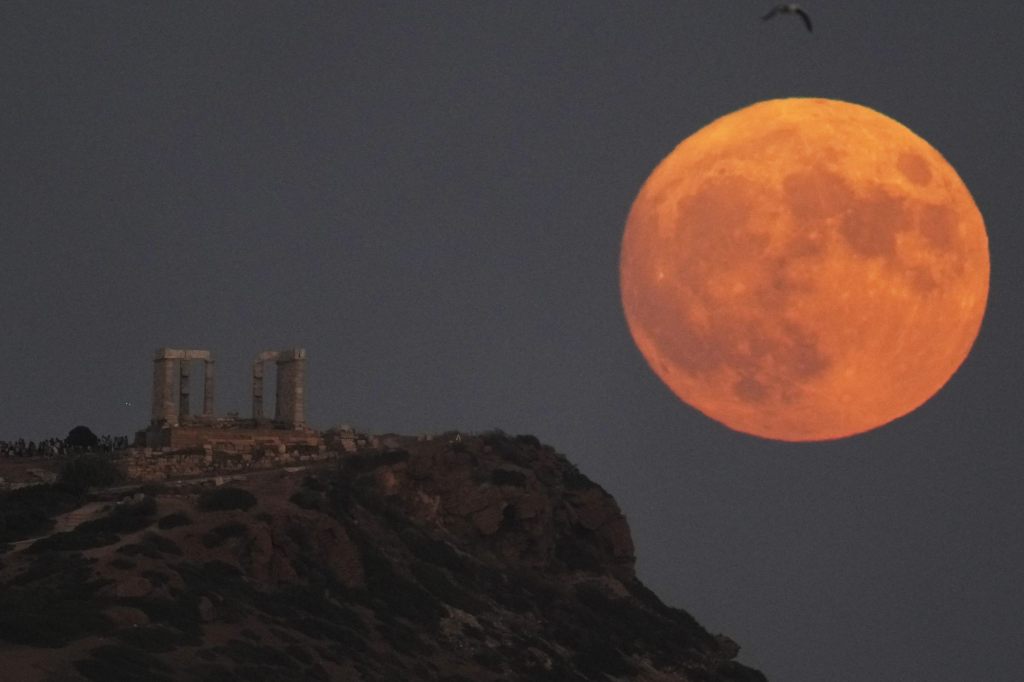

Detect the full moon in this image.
[620,98,989,441]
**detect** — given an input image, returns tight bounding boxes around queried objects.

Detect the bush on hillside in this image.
[66,425,100,450]
[156,512,192,530]
[57,454,124,491]
[197,487,257,512]
[0,485,84,543]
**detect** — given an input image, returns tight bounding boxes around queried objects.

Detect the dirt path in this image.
[6,464,318,553]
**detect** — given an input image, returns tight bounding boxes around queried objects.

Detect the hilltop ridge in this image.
[0,430,766,681]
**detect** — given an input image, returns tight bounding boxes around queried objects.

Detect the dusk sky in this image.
[2,2,1022,680]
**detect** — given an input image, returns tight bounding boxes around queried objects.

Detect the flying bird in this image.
[761,4,813,32]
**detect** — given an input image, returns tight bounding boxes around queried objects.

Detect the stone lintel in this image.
[276,348,306,363]
[154,348,213,361]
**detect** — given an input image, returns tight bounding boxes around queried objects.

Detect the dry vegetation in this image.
[0,432,765,681]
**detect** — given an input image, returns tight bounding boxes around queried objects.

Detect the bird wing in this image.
[761,6,781,21]
[795,8,813,31]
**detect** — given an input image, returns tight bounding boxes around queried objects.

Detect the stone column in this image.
[203,359,215,417]
[275,348,306,428]
[179,360,191,417]
[252,360,264,420]
[152,349,179,426]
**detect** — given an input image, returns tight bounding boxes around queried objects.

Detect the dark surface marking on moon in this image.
[779,321,831,379]
[632,171,834,400]
[728,319,831,406]
[918,203,959,251]
[784,167,855,223]
[635,293,720,379]
[734,376,768,403]
[636,285,833,405]
[908,266,939,294]
[839,187,908,259]
[897,152,932,186]
[672,175,764,299]
[908,202,964,293]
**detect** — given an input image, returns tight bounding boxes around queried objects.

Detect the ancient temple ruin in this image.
[151,348,216,426]
[251,348,306,427]
[138,347,317,451]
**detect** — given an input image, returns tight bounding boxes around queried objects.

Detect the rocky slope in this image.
[0,431,766,681]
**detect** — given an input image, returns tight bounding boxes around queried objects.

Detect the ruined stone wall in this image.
[121,446,338,482]
[154,426,320,452]
[123,430,376,482]
[0,431,388,490]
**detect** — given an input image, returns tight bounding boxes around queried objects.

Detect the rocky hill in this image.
[0,431,766,681]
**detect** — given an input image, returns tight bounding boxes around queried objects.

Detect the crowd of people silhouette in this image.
[0,433,129,458]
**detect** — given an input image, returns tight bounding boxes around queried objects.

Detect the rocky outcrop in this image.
[0,430,766,681]
[356,432,636,581]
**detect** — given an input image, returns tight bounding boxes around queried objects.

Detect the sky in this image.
[2,2,1022,680]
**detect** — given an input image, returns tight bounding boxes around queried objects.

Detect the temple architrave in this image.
[138,347,318,452]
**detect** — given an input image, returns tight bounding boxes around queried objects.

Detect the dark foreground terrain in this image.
[0,432,766,681]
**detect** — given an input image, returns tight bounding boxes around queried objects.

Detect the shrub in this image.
[363,557,445,626]
[141,532,183,556]
[197,487,257,512]
[0,485,83,543]
[113,624,191,652]
[473,650,503,671]
[401,529,469,575]
[491,469,527,487]
[157,512,192,530]
[514,434,542,448]
[58,454,124,491]
[378,449,410,465]
[289,489,322,511]
[216,638,296,668]
[341,449,410,475]
[66,425,100,450]
[176,559,244,591]
[410,560,486,613]
[8,550,96,587]
[0,553,113,646]
[28,498,159,552]
[561,465,595,491]
[302,475,327,492]
[202,522,249,548]
[74,644,173,682]
[571,639,637,679]
[116,532,182,558]
[26,528,119,553]
[480,429,517,458]
[115,594,202,641]
[111,495,158,522]
[0,593,113,647]
[285,643,311,662]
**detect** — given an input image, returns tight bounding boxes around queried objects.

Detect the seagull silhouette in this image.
[761,4,813,32]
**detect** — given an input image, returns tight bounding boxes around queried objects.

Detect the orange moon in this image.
[620,98,989,441]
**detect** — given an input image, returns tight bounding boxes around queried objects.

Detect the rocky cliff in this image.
[0,431,766,681]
